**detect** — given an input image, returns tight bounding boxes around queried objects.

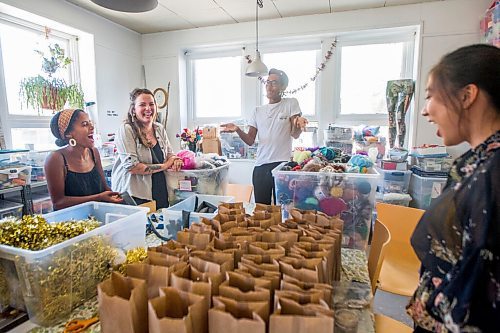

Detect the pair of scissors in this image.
[63,317,99,333]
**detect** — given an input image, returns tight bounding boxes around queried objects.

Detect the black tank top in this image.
[62,149,105,197]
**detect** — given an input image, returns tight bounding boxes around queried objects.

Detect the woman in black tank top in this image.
[45,109,123,210]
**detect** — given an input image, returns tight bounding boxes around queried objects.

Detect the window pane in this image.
[193,56,241,118]
[340,43,404,115]
[0,22,71,116]
[11,128,57,151]
[262,50,317,116]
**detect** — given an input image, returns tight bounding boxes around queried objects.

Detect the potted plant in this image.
[19,43,84,113]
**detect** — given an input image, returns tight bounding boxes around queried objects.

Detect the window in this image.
[0,13,80,149]
[261,49,319,117]
[188,54,242,122]
[334,30,416,122]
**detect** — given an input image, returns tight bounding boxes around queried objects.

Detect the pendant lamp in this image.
[90,0,158,13]
[245,0,268,77]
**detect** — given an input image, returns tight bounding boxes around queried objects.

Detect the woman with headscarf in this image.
[45,108,123,210]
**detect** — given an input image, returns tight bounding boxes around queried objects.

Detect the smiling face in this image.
[266,73,283,103]
[66,112,95,148]
[133,93,157,126]
[422,74,465,146]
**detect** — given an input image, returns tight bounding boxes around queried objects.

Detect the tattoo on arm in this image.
[144,164,163,173]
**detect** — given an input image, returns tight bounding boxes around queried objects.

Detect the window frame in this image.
[259,40,322,120]
[332,28,417,125]
[0,12,80,149]
[186,47,247,127]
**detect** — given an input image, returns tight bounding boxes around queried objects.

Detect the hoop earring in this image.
[69,138,77,147]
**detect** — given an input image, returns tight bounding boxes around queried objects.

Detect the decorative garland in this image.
[244,40,337,95]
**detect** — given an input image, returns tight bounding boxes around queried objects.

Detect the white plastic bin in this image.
[409,174,447,209]
[165,163,230,205]
[272,163,380,250]
[0,202,148,326]
[160,194,234,240]
[0,200,23,220]
[415,156,454,172]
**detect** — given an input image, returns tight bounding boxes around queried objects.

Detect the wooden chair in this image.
[368,219,391,293]
[369,218,414,332]
[375,313,413,333]
[376,203,425,296]
[226,184,254,203]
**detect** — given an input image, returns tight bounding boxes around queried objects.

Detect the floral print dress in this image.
[407,131,500,333]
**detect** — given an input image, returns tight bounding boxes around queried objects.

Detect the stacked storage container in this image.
[409,146,451,209]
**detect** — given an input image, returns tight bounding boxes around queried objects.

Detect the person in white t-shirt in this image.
[221,68,308,204]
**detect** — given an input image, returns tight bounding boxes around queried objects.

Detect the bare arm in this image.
[290,115,308,139]
[221,123,258,146]
[45,151,123,210]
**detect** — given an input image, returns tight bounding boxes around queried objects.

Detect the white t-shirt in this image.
[248,98,301,166]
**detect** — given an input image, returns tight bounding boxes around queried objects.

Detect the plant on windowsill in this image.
[19,43,84,114]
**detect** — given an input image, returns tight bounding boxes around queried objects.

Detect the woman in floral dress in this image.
[407,44,500,332]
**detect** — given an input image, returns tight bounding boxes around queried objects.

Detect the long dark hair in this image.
[126,88,158,147]
[429,44,500,124]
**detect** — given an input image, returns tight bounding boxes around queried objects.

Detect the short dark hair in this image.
[269,68,289,89]
[430,44,500,116]
[50,109,84,147]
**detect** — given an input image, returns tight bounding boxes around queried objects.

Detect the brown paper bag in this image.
[177,230,213,250]
[279,257,324,283]
[237,262,281,291]
[280,276,333,307]
[254,203,282,224]
[190,250,234,272]
[207,237,247,267]
[273,289,324,311]
[246,216,273,230]
[97,272,148,333]
[148,240,195,259]
[221,228,260,242]
[218,272,270,306]
[149,287,208,333]
[248,243,285,259]
[299,234,341,282]
[170,265,212,308]
[126,261,187,299]
[219,202,244,210]
[209,296,267,332]
[241,255,280,272]
[147,251,187,266]
[261,231,298,252]
[269,298,334,333]
[217,206,246,215]
[189,256,225,295]
[290,244,332,284]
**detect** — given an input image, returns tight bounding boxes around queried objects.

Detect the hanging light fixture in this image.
[245,0,268,77]
[90,0,158,13]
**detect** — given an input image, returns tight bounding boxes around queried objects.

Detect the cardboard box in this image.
[202,138,222,155]
[203,126,219,139]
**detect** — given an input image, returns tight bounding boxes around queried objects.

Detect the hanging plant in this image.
[19,43,84,114]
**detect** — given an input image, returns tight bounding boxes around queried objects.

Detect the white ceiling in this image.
[66,0,443,34]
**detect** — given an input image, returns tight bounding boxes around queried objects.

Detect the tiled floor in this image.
[373,289,413,328]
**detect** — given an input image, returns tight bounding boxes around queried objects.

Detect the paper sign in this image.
[178,180,192,191]
[431,182,443,198]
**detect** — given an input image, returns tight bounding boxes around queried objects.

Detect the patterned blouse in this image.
[407,130,500,333]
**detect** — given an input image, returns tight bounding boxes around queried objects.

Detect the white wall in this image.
[0,0,143,138]
[142,0,490,157]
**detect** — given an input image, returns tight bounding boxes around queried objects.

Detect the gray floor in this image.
[373,289,413,327]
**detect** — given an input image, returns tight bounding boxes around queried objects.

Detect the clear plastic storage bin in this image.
[0,166,31,189]
[166,163,230,205]
[272,163,380,250]
[415,156,454,172]
[376,168,412,194]
[0,202,148,326]
[159,194,234,240]
[0,201,23,220]
[409,174,447,209]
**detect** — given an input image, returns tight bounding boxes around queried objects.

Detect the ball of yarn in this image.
[319,147,336,161]
[356,181,372,195]
[330,187,343,197]
[319,197,348,216]
[177,150,196,169]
